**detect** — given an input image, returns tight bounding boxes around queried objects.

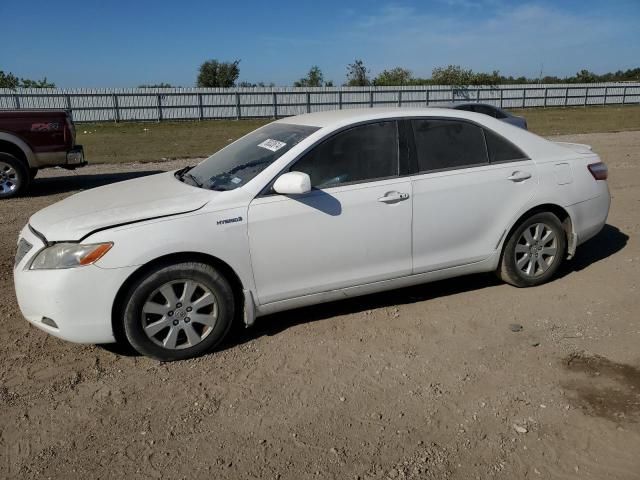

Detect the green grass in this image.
[76,105,640,164]
[77,119,269,164]
[508,104,640,136]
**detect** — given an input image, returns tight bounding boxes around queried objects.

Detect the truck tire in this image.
[29,168,39,180]
[0,152,30,199]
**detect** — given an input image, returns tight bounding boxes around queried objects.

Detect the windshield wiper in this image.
[182,172,203,187]
[175,166,203,188]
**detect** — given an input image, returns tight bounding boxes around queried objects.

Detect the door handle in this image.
[378,191,409,203]
[507,171,532,182]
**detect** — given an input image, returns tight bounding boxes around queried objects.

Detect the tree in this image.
[573,69,597,83]
[0,71,19,89]
[294,66,325,87]
[0,70,55,89]
[197,59,240,88]
[469,70,501,86]
[138,82,173,88]
[345,59,370,86]
[373,67,413,86]
[431,65,474,88]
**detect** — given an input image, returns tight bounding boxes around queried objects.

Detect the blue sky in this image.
[1,0,638,87]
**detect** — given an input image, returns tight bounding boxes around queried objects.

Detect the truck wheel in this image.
[29,168,39,180]
[0,153,29,199]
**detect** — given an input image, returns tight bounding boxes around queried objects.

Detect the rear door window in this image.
[411,119,488,172]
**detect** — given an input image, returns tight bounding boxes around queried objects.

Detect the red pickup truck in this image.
[0,110,86,198]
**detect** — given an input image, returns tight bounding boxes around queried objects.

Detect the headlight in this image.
[30,242,113,270]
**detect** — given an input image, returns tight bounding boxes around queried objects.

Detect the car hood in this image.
[30,171,212,241]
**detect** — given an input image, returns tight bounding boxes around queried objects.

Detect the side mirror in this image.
[273,171,311,195]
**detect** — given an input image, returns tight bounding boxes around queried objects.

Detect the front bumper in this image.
[13,226,136,344]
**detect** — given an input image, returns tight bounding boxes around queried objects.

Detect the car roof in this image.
[273,107,563,161]
[274,107,495,128]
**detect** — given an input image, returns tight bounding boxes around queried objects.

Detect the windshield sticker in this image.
[258,139,287,152]
[231,177,242,184]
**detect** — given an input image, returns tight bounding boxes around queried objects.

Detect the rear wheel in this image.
[122,262,235,361]
[498,212,566,287]
[0,153,29,199]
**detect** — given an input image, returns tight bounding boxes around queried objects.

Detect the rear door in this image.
[409,118,538,273]
[248,120,413,305]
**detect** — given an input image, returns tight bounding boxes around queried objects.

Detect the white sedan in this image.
[13,108,610,361]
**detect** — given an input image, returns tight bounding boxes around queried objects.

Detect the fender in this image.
[0,131,36,166]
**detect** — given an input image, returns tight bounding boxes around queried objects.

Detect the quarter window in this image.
[484,129,528,163]
[293,121,398,188]
[411,119,488,172]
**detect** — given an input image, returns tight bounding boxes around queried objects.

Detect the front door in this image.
[248,120,413,305]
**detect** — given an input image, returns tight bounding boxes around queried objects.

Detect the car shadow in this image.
[28,170,163,197]
[557,224,628,277]
[99,223,628,359]
[222,223,629,352]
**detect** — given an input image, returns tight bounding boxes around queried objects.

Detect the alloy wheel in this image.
[514,222,558,278]
[0,161,20,197]
[141,279,218,350]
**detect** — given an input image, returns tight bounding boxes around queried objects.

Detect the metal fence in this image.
[1,82,639,123]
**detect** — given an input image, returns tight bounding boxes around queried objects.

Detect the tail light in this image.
[588,162,608,181]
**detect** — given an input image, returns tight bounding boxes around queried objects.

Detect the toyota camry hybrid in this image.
[13,108,610,361]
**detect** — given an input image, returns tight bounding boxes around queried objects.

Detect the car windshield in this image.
[181,123,319,191]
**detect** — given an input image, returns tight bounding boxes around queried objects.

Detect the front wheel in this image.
[0,153,29,199]
[498,212,567,287]
[122,262,235,361]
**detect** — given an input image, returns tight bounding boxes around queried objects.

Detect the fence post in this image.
[622,86,627,105]
[425,89,429,107]
[65,94,72,111]
[369,90,374,108]
[235,92,241,119]
[113,93,120,122]
[603,86,608,106]
[564,88,569,107]
[521,89,526,108]
[156,95,163,122]
[338,90,342,110]
[398,90,402,107]
[451,87,455,102]
[272,91,278,119]
[543,88,548,108]
[499,89,503,108]
[476,89,480,103]
[14,94,20,109]
[198,93,204,120]
[584,87,589,107]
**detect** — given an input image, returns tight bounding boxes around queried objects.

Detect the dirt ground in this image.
[1,131,639,480]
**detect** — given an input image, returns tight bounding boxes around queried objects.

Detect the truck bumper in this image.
[63,145,87,169]
[33,144,87,169]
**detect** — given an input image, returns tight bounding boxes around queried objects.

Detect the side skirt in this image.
[253,252,500,318]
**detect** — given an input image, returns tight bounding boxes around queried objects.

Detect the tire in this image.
[29,168,39,180]
[498,212,567,287]
[0,152,30,199]
[122,262,235,361]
